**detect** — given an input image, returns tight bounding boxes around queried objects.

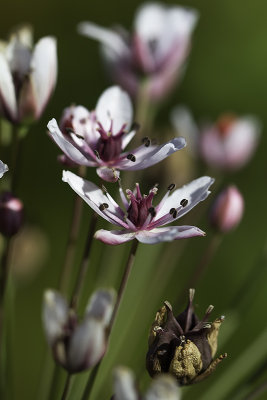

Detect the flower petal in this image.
[0,53,17,121]
[96,166,120,182]
[47,118,97,166]
[30,37,57,118]
[113,367,139,400]
[62,171,126,227]
[121,129,136,150]
[78,22,129,58]
[94,229,136,245]
[118,137,186,171]
[135,226,205,244]
[86,288,116,326]
[42,289,68,346]
[155,176,214,222]
[0,161,8,178]
[95,86,133,133]
[145,374,181,400]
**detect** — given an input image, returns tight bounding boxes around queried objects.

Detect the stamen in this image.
[148,207,156,218]
[94,150,100,159]
[169,208,175,214]
[101,185,108,195]
[75,133,85,140]
[172,210,177,218]
[167,183,176,191]
[99,203,109,211]
[180,198,188,207]
[65,127,75,134]
[127,153,136,162]
[142,136,151,147]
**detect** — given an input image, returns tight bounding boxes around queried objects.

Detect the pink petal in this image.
[94,229,135,245]
[155,176,214,223]
[47,118,97,166]
[96,166,120,182]
[118,137,186,170]
[62,171,126,227]
[135,226,205,244]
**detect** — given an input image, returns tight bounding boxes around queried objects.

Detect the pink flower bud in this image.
[0,192,24,237]
[200,114,260,170]
[210,186,244,233]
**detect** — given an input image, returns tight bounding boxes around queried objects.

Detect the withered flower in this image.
[146,289,227,385]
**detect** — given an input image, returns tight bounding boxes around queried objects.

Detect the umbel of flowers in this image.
[146,289,227,385]
[48,86,186,182]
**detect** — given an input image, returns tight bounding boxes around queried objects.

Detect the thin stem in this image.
[61,373,72,400]
[81,239,139,400]
[176,234,222,306]
[0,237,12,346]
[10,125,21,193]
[69,212,98,310]
[59,165,86,293]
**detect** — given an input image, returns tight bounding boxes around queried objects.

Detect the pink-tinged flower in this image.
[78,3,198,101]
[172,109,261,170]
[43,288,116,373]
[62,170,214,245]
[200,114,261,170]
[0,161,8,178]
[112,367,181,400]
[0,192,24,237]
[48,86,186,182]
[0,25,57,124]
[210,186,244,233]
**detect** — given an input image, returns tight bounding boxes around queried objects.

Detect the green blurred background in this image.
[1,0,267,399]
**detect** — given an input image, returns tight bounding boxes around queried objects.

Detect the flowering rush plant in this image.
[48,86,186,181]
[63,170,214,245]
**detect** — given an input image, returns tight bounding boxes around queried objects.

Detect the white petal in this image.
[48,118,96,166]
[145,374,181,400]
[78,22,129,58]
[96,166,120,182]
[0,161,8,178]
[95,86,133,133]
[68,319,106,371]
[113,367,139,400]
[94,229,136,245]
[86,288,116,326]
[30,36,57,118]
[121,129,136,150]
[118,137,186,171]
[0,53,17,121]
[42,289,68,345]
[155,176,214,222]
[135,226,205,244]
[62,171,126,227]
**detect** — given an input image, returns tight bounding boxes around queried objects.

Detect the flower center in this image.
[126,184,157,228]
[96,122,125,162]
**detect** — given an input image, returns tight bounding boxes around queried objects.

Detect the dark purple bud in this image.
[97,135,123,162]
[0,192,24,237]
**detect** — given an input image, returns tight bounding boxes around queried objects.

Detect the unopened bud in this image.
[0,192,24,237]
[210,186,244,233]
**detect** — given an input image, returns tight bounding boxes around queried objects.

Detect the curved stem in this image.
[81,239,139,400]
[69,212,98,310]
[59,165,86,293]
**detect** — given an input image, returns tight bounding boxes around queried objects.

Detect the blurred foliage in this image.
[1,0,267,399]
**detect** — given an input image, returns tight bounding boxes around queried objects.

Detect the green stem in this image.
[81,239,139,400]
[10,125,21,193]
[69,212,98,310]
[59,165,86,294]
[61,373,72,400]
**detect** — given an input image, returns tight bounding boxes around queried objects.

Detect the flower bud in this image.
[112,366,181,400]
[210,186,244,233]
[146,289,227,385]
[0,192,24,237]
[200,114,260,170]
[42,288,116,373]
